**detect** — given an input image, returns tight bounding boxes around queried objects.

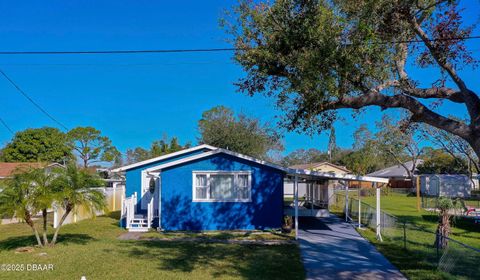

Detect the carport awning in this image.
[288,169,388,242]
[287,169,389,183]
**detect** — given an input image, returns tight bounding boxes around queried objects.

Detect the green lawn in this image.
[332,192,480,280]
[0,212,304,280]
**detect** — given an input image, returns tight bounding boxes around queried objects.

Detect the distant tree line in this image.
[281,116,475,177]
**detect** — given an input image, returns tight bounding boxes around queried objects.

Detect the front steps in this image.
[127,215,149,232]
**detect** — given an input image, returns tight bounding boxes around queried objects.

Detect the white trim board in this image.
[292,169,390,183]
[111,144,216,172]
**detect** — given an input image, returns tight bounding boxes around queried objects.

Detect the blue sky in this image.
[0,0,478,156]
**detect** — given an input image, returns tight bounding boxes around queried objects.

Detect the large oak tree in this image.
[227,0,480,160]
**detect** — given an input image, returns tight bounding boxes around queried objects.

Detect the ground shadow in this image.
[0,233,95,251]
[120,240,303,280]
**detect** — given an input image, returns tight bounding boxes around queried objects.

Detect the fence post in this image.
[358,187,362,229]
[403,221,407,250]
[345,184,349,222]
[436,232,440,261]
[416,175,421,211]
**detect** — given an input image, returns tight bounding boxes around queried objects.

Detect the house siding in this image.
[160,153,284,231]
[124,148,211,209]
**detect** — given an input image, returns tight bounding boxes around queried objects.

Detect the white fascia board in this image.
[111,144,217,172]
[144,148,289,173]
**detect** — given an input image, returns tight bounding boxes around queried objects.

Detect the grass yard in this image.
[0,212,304,280]
[332,192,480,280]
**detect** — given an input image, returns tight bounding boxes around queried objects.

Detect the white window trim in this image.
[192,171,252,202]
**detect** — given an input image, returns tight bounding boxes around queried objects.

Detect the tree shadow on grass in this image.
[0,233,95,251]
[105,211,121,220]
[120,240,303,280]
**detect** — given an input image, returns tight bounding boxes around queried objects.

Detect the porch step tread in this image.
[128,228,149,232]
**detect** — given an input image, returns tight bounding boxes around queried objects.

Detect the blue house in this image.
[112,145,287,232]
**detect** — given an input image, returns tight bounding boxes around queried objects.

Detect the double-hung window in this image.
[193,171,251,202]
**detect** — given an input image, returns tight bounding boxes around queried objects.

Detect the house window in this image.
[192,171,252,202]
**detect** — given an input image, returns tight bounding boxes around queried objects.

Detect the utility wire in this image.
[0,35,478,55]
[0,69,68,131]
[0,48,238,55]
[0,115,14,134]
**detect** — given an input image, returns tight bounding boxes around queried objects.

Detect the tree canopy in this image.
[198,106,283,159]
[227,0,480,161]
[0,127,72,163]
[417,148,468,174]
[124,136,191,165]
[67,126,120,168]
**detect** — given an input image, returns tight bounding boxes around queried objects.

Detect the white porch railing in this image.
[121,192,155,231]
[122,192,136,229]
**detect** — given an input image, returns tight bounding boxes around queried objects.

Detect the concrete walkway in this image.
[298,216,406,280]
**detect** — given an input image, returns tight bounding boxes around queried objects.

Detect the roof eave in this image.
[111,144,217,172]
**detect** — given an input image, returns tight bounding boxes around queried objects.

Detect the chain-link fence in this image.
[422,195,480,209]
[331,193,480,279]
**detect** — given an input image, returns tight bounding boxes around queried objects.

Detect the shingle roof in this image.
[367,159,424,178]
[0,162,49,178]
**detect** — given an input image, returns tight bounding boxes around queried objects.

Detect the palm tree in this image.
[434,197,464,249]
[26,167,61,246]
[0,172,43,246]
[50,164,106,245]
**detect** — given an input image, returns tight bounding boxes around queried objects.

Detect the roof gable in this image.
[111,144,216,172]
[144,148,288,173]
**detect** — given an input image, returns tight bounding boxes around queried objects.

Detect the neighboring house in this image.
[0,162,63,180]
[367,160,424,188]
[289,162,351,174]
[285,162,350,204]
[112,145,286,231]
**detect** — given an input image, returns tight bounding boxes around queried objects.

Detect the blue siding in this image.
[160,153,284,231]
[124,148,210,206]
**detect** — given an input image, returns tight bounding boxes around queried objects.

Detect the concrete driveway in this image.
[298,216,406,280]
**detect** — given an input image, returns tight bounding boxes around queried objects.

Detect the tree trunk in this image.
[434,211,450,249]
[50,204,72,245]
[468,136,480,167]
[42,208,49,246]
[24,211,43,247]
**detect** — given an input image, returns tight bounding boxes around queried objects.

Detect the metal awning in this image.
[287,169,389,183]
[288,169,388,242]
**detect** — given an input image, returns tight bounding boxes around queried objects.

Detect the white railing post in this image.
[147,199,153,229]
[376,182,383,241]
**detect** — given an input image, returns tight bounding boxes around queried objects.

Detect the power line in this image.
[0,115,14,134]
[0,48,238,55]
[0,35,478,55]
[0,61,233,67]
[0,69,68,131]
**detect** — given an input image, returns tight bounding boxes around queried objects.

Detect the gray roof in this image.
[367,160,424,178]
